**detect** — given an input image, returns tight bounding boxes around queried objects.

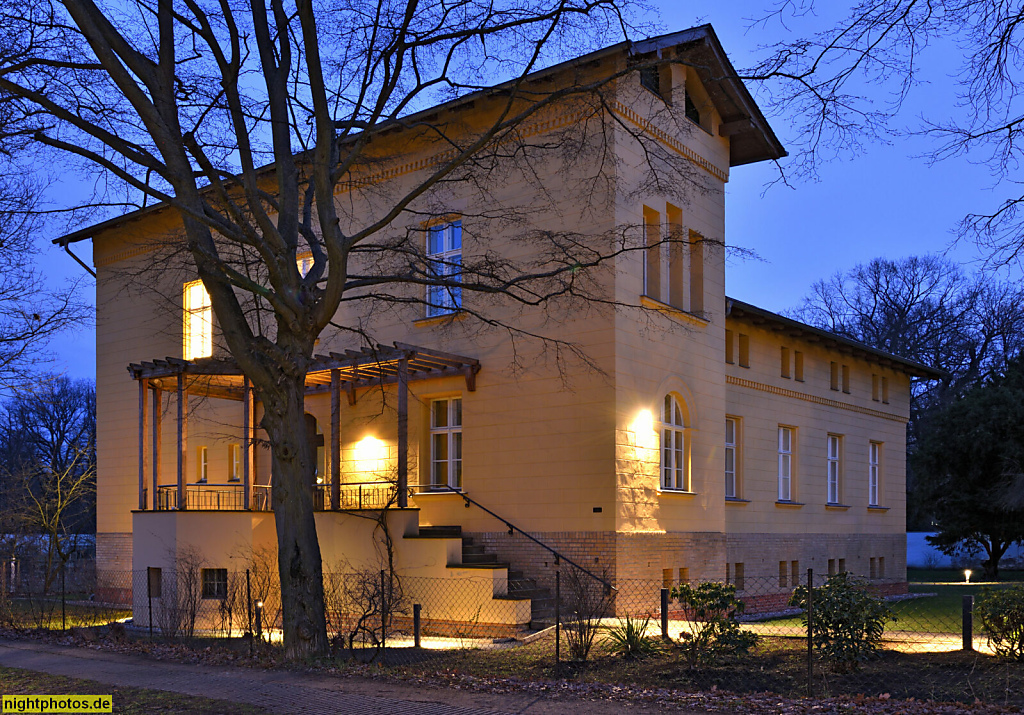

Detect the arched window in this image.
[661,394,689,491]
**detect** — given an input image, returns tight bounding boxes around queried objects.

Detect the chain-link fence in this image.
[4,558,1024,705]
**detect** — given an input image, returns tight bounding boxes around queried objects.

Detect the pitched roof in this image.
[54,24,784,247]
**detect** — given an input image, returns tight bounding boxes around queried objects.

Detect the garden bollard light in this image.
[255,600,263,641]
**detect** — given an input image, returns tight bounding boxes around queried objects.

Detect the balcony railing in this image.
[153,481,407,512]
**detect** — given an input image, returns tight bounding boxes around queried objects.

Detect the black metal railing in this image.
[152,481,411,513]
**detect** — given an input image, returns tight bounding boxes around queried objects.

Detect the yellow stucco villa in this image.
[59,25,938,630]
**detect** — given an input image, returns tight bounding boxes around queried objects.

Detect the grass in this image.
[908,568,1024,583]
[0,665,268,714]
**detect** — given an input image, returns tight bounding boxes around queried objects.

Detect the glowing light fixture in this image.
[629,409,659,454]
[965,569,972,584]
[354,436,387,475]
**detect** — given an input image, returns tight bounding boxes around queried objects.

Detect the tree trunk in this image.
[262,373,329,658]
[982,539,1009,580]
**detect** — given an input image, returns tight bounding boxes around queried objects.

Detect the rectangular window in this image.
[426,220,462,317]
[738,334,750,368]
[679,567,689,584]
[872,374,880,402]
[643,207,661,300]
[879,557,886,577]
[869,557,877,579]
[725,417,738,499]
[828,558,836,576]
[838,558,846,573]
[781,346,791,378]
[778,426,793,501]
[734,563,745,592]
[228,444,241,481]
[640,65,661,96]
[147,567,162,599]
[688,230,704,313]
[198,446,208,482]
[725,330,735,364]
[830,362,839,391]
[827,434,841,504]
[882,377,889,404]
[663,568,674,589]
[667,204,684,308]
[201,568,228,599]
[794,351,804,382]
[431,398,463,489]
[841,364,851,393]
[869,442,881,506]
[297,255,314,278]
[779,561,788,588]
[183,280,212,360]
[791,560,800,588]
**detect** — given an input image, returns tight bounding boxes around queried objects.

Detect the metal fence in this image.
[3,559,1023,705]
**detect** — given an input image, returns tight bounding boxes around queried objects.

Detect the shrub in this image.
[976,585,1024,660]
[671,581,759,667]
[561,567,612,663]
[605,614,663,660]
[789,572,892,672]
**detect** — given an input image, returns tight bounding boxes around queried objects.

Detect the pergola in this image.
[128,342,481,512]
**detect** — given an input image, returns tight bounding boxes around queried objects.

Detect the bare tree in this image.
[746,1,1024,262]
[0,377,96,591]
[0,0,730,657]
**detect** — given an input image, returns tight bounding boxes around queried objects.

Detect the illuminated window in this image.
[197,446,208,482]
[426,221,462,317]
[827,434,841,504]
[661,394,689,491]
[297,255,314,278]
[869,442,882,506]
[430,398,463,489]
[778,426,794,501]
[725,417,738,498]
[228,444,241,481]
[183,280,212,360]
[201,568,227,599]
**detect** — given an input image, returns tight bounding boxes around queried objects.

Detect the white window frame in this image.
[198,446,209,483]
[426,221,462,317]
[827,434,841,504]
[430,397,463,490]
[229,443,241,482]
[724,417,737,498]
[661,394,689,491]
[869,442,881,506]
[778,426,793,501]
[183,280,212,360]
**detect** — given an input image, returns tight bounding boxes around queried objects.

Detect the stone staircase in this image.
[414,525,555,630]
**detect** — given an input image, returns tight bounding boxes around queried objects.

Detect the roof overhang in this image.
[128,342,481,401]
[726,298,945,379]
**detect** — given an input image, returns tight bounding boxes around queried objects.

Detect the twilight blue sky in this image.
[37,2,1019,382]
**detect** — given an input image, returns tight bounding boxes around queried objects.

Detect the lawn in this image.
[0,666,268,714]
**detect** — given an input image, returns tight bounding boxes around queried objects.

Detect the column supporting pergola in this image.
[397,358,409,508]
[330,369,341,510]
[137,378,148,510]
[151,387,161,511]
[177,373,187,510]
[243,377,253,510]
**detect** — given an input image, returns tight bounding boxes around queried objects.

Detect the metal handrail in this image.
[434,485,616,592]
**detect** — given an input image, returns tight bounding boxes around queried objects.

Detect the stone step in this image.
[462,552,501,564]
[462,543,486,556]
[416,525,462,538]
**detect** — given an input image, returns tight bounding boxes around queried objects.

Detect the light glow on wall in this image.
[630,409,659,454]
[353,436,388,476]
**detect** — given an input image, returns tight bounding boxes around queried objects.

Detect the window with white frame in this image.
[827,434,841,504]
[778,426,793,501]
[183,280,212,360]
[198,446,208,482]
[426,220,462,316]
[725,417,738,498]
[661,394,688,491]
[430,397,463,489]
[228,443,241,481]
[869,442,881,506]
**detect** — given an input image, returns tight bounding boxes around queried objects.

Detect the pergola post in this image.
[177,373,187,510]
[152,387,161,511]
[397,358,409,508]
[330,369,341,510]
[243,377,253,511]
[138,379,148,510]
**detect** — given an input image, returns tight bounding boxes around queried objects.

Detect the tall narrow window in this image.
[841,364,851,393]
[688,230,704,312]
[794,351,804,382]
[778,426,793,501]
[738,334,750,368]
[871,374,880,401]
[869,442,881,506]
[725,417,737,498]
[666,204,684,308]
[183,280,212,360]
[878,557,886,577]
[228,444,241,481]
[881,377,889,404]
[661,394,688,491]
[791,560,800,587]
[830,362,839,391]
[733,562,745,591]
[643,206,661,300]
[779,561,788,588]
[827,434,841,504]
[426,220,462,317]
[781,346,791,378]
[725,330,735,364]
[198,446,208,483]
[430,398,463,489]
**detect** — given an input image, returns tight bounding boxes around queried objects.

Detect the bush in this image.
[670,581,759,667]
[605,614,663,660]
[977,585,1024,660]
[789,572,892,672]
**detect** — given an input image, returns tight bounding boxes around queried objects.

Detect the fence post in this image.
[806,568,814,697]
[147,570,153,639]
[380,569,387,655]
[60,564,66,632]
[554,569,561,678]
[413,603,421,648]
[660,588,669,639]
[962,595,974,651]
